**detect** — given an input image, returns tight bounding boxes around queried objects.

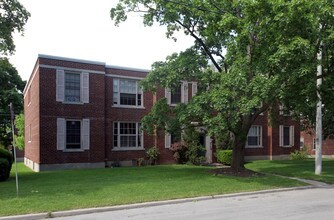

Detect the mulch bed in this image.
[210,167,264,177]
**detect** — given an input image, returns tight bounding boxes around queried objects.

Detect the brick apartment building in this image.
[23,55,300,172]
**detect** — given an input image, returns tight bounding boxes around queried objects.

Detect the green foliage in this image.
[112,0,334,169]
[0,148,13,181]
[216,150,233,166]
[0,58,25,148]
[146,146,160,164]
[14,113,24,149]
[0,0,30,54]
[289,149,309,160]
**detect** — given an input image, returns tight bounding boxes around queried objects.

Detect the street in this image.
[54,186,334,220]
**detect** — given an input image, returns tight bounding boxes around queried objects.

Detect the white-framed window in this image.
[313,138,316,150]
[56,69,89,104]
[165,131,182,148]
[279,104,292,116]
[300,137,304,149]
[113,122,143,150]
[57,118,90,151]
[113,79,143,107]
[246,125,262,148]
[28,124,32,143]
[28,85,32,105]
[166,81,188,105]
[279,125,294,147]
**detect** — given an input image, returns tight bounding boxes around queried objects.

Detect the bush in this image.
[290,149,308,160]
[170,141,188,164]
[146,147,160,165]
[216,150,232,165]
[0,158,10,181]
[0,148,13,165]
[186,144,206,165]
[0,148,13,181]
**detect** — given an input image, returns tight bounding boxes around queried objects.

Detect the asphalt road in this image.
[54,187,334,220]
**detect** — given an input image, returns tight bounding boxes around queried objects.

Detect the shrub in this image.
[146,147,160,165]
[0,148,13,181]
[0,148,13,165]
[0,158,11,181]
[290,149,308,160]
[216,150,233,165]
[186,144,206,165]
[170,141,188,164]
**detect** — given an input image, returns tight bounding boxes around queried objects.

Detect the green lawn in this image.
[246,159,334,184]
[0,163,304,217]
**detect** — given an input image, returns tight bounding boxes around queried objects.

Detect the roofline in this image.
[106,65,150,73]
[38,54,106,66]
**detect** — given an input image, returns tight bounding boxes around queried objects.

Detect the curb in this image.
[0,185,315,220]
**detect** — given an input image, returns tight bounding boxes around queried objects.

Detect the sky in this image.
[9,0,194,81]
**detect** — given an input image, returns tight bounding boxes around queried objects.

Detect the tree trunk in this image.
[231,135,246,172]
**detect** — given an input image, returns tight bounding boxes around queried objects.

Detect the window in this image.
[246,126,262,148]
[65,73,81,102]
[113,122,143,149]
[28,124,32,142]
[313,138,316,150]
[66,120,81,149]
[171,86,182,104]
[166,82,188,105]
[56,69,89,103]
[113,79,142,107]
[279,104,291,116]
[165,131,181,148]
[28,85,31,105]
[57,118,90,151]
[279,125,294,147]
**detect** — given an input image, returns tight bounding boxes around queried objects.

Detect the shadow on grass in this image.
[246,159,334,184]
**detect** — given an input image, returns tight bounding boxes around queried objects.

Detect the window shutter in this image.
[81,72,89,103]
[56,69,65,102]
[192,82,198,97]
[82,119,90,150]
[57,118,65,150]
[279,125,283,147]
[259,126,263,147]
[165,133,171,148]
[290,125,294,147]
[166,88,171,105]
[181,82,188,104]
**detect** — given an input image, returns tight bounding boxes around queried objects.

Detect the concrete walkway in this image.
[0,176,332,220]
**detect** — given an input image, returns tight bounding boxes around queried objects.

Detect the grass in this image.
[246,159,334,184]
[0,163,304,217]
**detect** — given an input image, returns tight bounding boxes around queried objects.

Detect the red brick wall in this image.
[24,65,41,163]
[301,130,334,155]
[38,61,106,165]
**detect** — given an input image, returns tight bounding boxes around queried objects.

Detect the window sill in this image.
[112,105,145,109]
[245,145,263,149]
[62,101,85,105]
[112,147,145,151]
[62,149,85,152]
[281,145,293,148]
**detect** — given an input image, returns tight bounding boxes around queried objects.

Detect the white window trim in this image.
[279,104,292,116]
[113,122,144,150]
[279,125,294,147]
[246,125,263,148]
[112,79,144,108]
[166,81,189,106]
[28,124,32,143]
[56,69,89,104]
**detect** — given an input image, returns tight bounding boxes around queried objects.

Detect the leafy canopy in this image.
[112,0,334,168]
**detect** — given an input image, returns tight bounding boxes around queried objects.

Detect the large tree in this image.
[111,0,334,171]
[0,0,30,148]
